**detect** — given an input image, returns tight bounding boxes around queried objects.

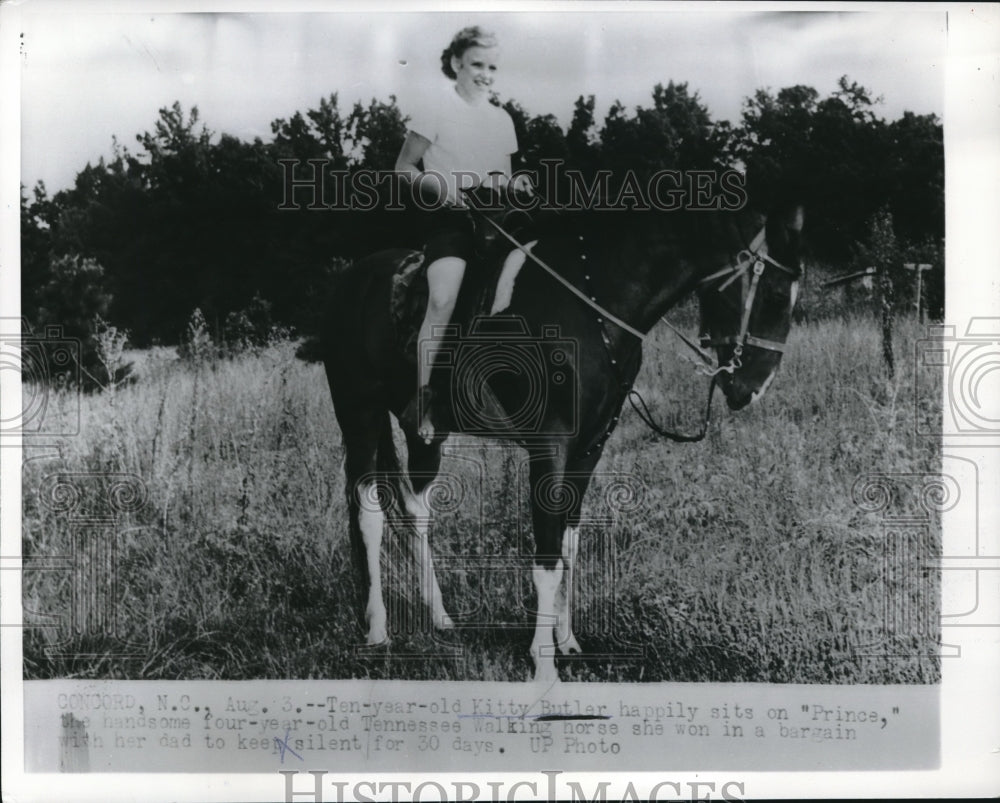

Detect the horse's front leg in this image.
[555,456,601,656]
[404,432,453,631]
[527,448,572,683]
[555,524,581,656]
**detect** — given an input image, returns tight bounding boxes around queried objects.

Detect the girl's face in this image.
[452,45,499,103]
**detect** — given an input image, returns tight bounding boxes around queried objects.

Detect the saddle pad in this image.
[389,250,428,361]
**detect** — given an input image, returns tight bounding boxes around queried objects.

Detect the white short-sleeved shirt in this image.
[407,83,519,205]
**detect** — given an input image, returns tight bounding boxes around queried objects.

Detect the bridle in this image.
[689,227,801,377]
[461,193,800,444]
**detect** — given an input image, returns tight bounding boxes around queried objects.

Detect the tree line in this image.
[21,76,943,359]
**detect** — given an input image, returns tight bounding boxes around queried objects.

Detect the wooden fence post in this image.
[903,263,932,324]
[877,263,895,379]
[822,265,895,376]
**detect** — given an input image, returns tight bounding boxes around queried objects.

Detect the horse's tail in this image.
[296,257,363,363]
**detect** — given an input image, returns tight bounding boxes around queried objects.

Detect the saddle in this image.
[389,251,431,361]
[390,197,535,362]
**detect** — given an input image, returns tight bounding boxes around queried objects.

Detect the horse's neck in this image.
[584,212,714,338]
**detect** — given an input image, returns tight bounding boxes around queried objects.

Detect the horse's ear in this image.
[773,203,804,233]
[786,204,804,233]
[765,203,804,254]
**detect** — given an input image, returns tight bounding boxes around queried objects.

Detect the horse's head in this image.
[698,204,804,410]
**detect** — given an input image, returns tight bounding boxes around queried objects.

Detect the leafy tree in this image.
[885,111,944,244]
[346,95,407,170]
[595,82,727,208]
[566,94,601,178]
[25,79,943,347]
[21,183,56,323]
[732,76,941,263]
[34,254,114,384]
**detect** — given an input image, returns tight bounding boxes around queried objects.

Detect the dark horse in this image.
[320,200,803,682]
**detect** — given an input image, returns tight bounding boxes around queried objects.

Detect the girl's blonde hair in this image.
[440,26,498,80]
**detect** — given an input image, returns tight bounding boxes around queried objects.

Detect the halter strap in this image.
[698,258,792,359]
[694,225,800,360]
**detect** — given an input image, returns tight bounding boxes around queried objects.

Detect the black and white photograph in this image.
[2,0,997,798]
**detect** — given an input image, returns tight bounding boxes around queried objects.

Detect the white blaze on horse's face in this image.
[749,366,778,405]
[452,46,499,103]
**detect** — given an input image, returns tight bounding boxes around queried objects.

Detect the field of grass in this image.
[22,312,941,683]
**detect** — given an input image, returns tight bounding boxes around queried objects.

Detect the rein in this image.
[461,194,794,445]
[627,376,718,443]
[469,203,650,342]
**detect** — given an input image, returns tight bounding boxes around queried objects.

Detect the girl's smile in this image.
[452,45,499,103]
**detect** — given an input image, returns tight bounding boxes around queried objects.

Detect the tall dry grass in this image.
[22,314,941,682]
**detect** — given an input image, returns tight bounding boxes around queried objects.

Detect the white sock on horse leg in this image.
[556,526,581,654]
[359,482,388,644]
[531,559,564,682]
[404,488,453,630]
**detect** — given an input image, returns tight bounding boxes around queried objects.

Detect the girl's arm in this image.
[486,156,533,195]
[395,132,445,205]
[503,155,534,195]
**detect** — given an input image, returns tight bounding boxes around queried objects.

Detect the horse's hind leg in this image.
[402,431,453,631]
[339,405,390,645]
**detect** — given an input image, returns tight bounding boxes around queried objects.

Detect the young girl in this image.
[395,25,532,442]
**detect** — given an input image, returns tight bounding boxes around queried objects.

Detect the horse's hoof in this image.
[418,421,435,444]
[366,626,389,646]
[557,635,581,655]
[532,667,560,684]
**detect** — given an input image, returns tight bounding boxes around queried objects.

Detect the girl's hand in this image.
[483,171,509,193]
[511,173,534,196]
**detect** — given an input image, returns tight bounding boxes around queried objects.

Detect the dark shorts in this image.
[423,208,475,265]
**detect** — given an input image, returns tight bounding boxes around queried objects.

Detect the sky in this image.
[19,6,947,194]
